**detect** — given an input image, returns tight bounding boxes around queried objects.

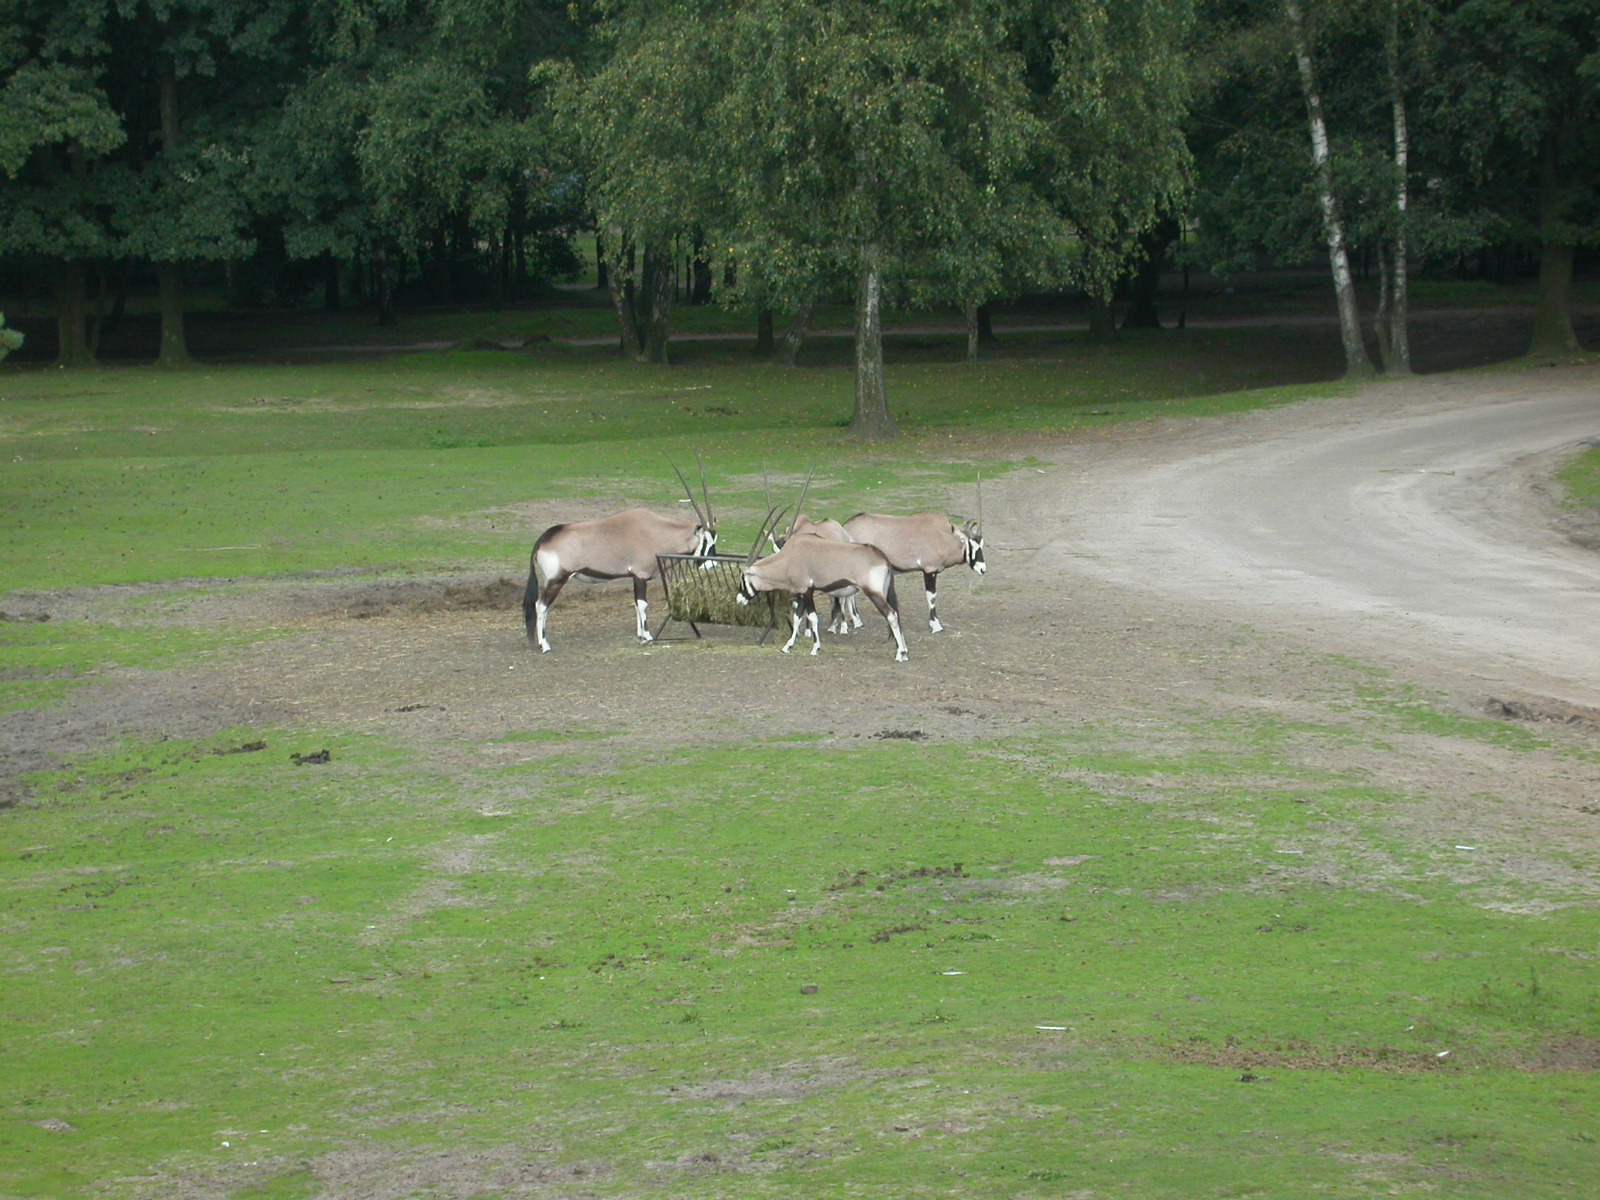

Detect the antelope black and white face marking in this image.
[967,533,986,574]
[695,526,718,558]
[735,571,757,606]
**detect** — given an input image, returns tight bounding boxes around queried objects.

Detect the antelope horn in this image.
[748,505,790,564]
[668,455,707,527]
[976,467,983,531]
[790,467,815,536]
[696,451,714,528]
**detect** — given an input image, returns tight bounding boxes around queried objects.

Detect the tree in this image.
[706,0,1061,437]
[0,0,303,366]
[1430,0,1599,357]
[259,0,583,326]
[0,15,127,366]
[1285,0,1374,376]
[1021,0,1195,344]
[548,2,721,363]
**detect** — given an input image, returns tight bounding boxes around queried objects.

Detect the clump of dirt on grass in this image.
[345,578,523,620]
[1519,1035,1600,1072]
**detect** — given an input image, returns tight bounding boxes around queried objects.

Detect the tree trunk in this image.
[1375,242,1393,366]
[1286,0,1374,379]
[1530,242,1580,357]
[323,253,342,312]
[1528,134,1581,357]
[1087,293,1118,343]
[155,261,191,366]
[594,229,608,291]
[977,303,998,348]
[1380,0,1412,375]
[374,245,397,326]
[52,260,94,367]
[850,242,895,440]
[965,301,981,361]
[778,299,813,367]
[154,72,192,367]
[1122,217,1179,331]
[639,243,674,364]
[431,225,451,303]
[755,307,776,357]
[104,257,130,338]
[690,230,713,305]
[609,235,644,358]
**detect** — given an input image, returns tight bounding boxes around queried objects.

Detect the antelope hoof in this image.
[810,643,821,656]
[539,642,552,653]
[895,649,909,662]
[928,620,944,634]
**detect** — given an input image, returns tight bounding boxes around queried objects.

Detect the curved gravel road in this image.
[1027,365,1600,711]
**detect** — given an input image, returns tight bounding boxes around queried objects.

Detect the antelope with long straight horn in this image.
[764,470,863,634]
[522,457,717,652]
[738,506,909,661]
[842,473,985,633]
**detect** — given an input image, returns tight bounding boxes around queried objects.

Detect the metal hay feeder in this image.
[654,553,791,643]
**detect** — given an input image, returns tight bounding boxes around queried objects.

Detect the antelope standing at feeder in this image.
[760,470,864,636]
[738,510,909,661]
[523,460,717,653]
[842,500,985,634]
[771,513,864,635]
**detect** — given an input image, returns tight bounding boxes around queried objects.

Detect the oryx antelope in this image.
[737,527,909,662]
[523,460,717,652]
[841,510,985,633]
[774,513,864,635]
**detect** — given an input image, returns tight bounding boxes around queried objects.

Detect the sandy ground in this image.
[4,362,1599,866]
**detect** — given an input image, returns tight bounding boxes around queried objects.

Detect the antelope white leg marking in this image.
[781,607,802,654]
[808,607,822,654]
[926,586,942,633]
[849,598,864,629]
[535,599,552,653]
[635,597,653,643]
[887,610,909,662]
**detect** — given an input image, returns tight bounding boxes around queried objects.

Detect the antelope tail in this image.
[524,524,562,640]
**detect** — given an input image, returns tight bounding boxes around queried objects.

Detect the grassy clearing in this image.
[4,330,1596,1197]
[3,724,1597,1198]
[0,331,1347,594]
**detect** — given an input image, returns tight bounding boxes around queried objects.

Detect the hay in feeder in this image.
[659,555,791,628]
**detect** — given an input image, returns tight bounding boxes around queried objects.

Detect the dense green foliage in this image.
[5,1,1591,386]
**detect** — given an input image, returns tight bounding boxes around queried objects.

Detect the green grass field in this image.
[3,329,1598,1198]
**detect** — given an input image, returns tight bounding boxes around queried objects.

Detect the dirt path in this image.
[1012,364,1600,712]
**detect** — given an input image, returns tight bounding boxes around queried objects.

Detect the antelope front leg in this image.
[634,577,654,643]
[807,603,822,654]
[923,571,942,633]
